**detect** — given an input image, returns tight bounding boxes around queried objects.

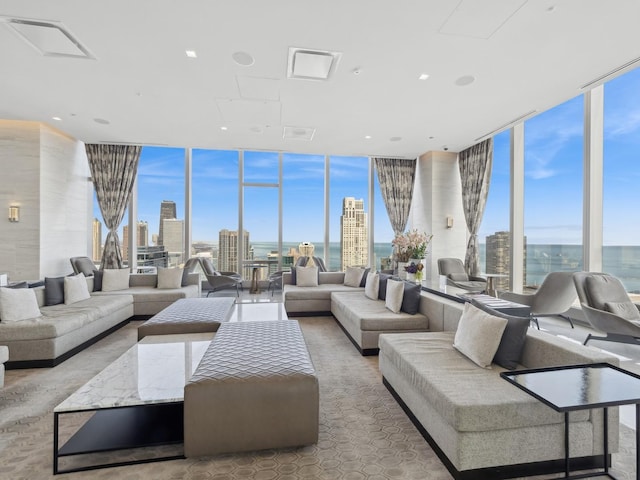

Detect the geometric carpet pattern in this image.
[0,316,635,479]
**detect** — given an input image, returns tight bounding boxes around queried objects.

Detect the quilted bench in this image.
[137,297,236,340]
[184,320,319,457]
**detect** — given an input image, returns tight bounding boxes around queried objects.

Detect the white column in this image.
[583,86,604,273]
[412,151,465,282]
[368,157,375,269]
[238,151,244,274]
[128,177,137,273]
[510,124,525,293]
[324,155,330,267]
[184,148,192,263]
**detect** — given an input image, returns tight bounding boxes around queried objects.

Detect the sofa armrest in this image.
[283,272,293,286]
[521,328,619,369]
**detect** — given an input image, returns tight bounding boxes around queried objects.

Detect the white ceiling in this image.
[1,0,639,157]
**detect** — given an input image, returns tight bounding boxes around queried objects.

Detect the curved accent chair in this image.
[500,271,577,329]
[199,257,243,297]
[573,271,640,346]
[437,258,486,292]
[267,270,288,296]
[70,256,98,276]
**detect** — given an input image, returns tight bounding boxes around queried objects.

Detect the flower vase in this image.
[410,258,424,283]
[397,262,408,280]
[406,272,416,282]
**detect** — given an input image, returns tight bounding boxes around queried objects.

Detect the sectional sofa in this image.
[0,272,199,368]
[283,269,431,354]
[379,308,619,479]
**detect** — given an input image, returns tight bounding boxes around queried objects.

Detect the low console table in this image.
[501,363,640,479]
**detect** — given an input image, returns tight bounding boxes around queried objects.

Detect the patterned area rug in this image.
[0,317,635,479]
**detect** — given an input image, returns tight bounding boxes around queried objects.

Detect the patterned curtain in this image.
[374,158,417,235]
[86,144,141,269]
[458,138,493,276]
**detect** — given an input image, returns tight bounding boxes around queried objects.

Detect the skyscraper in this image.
[158,200,177,246]
[163,218,185,266]
[137,221,149,247]
[218,229,250,273]
[122,225,130,263]
[92,218,102,262]
[340,197,368,270]
[485,231,527,291]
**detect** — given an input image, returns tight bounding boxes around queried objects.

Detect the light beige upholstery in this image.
[379,329,619,473]
[184,320,319,457]
[282,271,359,313]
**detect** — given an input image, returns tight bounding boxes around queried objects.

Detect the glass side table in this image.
[501,363,640,479]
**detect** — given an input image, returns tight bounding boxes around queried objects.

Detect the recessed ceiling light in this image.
[418,73,430,80]
[185,50,197,58]
[52,116,62,121]
[546,5,556,12]
[428,136,434,140]
[232,51,254,66]
[364,135,372,139]
[220,126,228,131]
[455,75,476,86]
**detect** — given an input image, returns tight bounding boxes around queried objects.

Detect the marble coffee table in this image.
[53,333,213,474]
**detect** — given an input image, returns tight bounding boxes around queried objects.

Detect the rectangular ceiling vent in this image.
[287,47,341,81]
[283,126,316,141]
[475,110,537,141]
[2,17,95,59]
[579,56,640,90]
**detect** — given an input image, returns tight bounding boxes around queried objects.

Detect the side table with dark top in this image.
[501,363,640,479]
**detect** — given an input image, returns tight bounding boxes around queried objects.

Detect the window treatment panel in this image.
[373,157,417,236]
[458,138,493,277]
[86,144,141,269]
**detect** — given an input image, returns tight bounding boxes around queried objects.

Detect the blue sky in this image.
[95,67,640,247]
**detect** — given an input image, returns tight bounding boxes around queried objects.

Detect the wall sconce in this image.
[446,216,453,229]
[9,205,19,223]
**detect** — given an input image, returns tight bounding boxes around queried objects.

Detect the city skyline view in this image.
[92,67,640,268]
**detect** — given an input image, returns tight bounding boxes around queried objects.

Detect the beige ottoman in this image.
[184,320,319,457]
[137,297,235,340]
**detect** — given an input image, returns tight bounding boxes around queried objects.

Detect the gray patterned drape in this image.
[458,138,493,277]
[86,144,141,269]
[374,158,417,236]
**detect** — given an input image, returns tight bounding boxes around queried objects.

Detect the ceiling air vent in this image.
[580,56,640,90]
[283,126,316,141]
[2,17,95,59]
[287,47,341,81]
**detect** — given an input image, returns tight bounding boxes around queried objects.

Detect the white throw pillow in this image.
[385,279,404,313]
[101,268,131,292]
[0,288,41,322]
[296,266,319,287]
[364,272,379,300]
[64,274,91,305]
[453,302,508,369]
[344,266,365,287]
[157,267,184,289]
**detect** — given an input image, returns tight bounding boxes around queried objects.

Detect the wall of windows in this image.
[603,67,640,293]
[523,95,584,288]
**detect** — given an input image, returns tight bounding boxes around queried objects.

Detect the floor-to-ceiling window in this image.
[523,95,584,288]
[603,66,640,293]
[192,149,238,272]
[479,130,512,290]
[330,156,369,271]
[283,153,325,268]
[243,151,280,280]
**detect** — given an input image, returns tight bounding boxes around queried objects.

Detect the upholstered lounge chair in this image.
[437,258,486,292]
[500,271,577,329]
[69,256,97,276]
[573,271,640,346]
[199,258,243,296]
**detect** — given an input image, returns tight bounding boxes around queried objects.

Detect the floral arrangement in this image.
[404,261,424,282]
[392,229,433,262]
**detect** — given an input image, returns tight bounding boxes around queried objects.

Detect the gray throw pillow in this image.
[359,268,371,287]
[604,301,640,322]
[45,276,65,306]
[92,270,103,291]
[471,299,530,370]
[585,274,630,311]
[378,273,392,301]
[401,281,421,315]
